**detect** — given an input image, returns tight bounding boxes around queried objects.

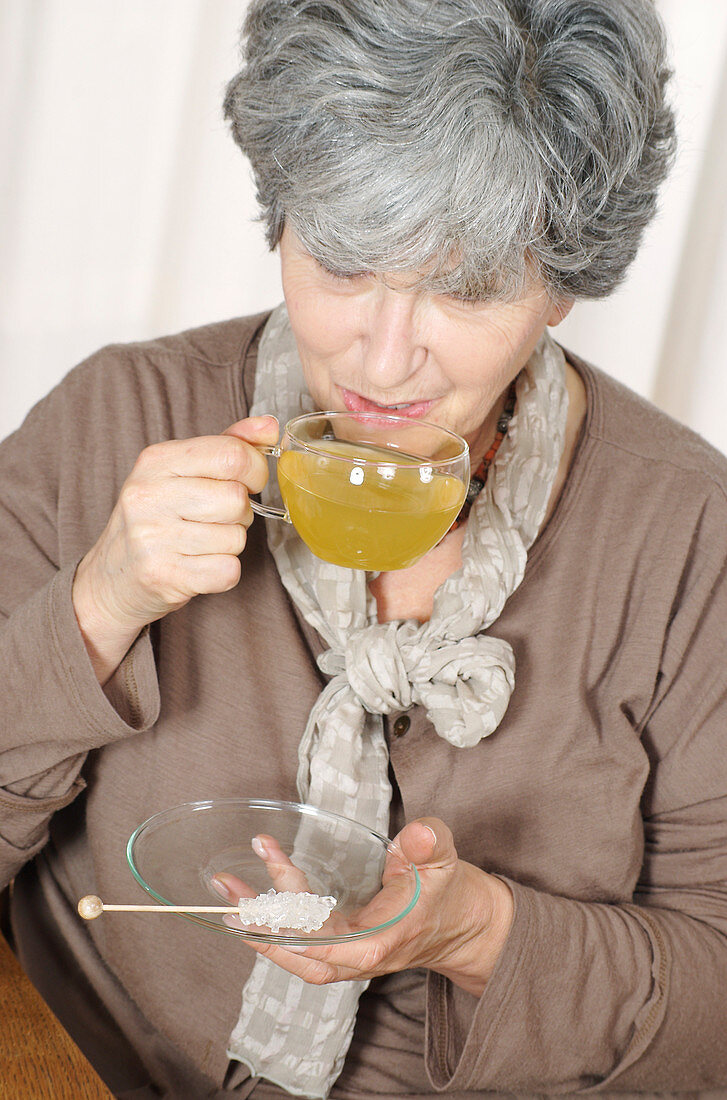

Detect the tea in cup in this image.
[251,411,469,571]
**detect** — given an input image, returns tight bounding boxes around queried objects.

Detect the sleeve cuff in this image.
[1,563,161,883]
[49,560,161,743]
[425,875,531,1091]
[425,878,664,1093]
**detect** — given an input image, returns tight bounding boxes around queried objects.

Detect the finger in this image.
[169,520,248,557]
[222,414,279,447]
[251,835,314,894]
[138,434,270,491]
[198,435,270,494]
[246,921,408,984]
[168,477,253,525]
[177,553,242,594]
[211,873,258,902]
[242,938,345,984]
[394,817,455,870]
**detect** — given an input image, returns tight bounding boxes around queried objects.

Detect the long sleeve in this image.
[425,483,727,1093]
[0,358,161,889]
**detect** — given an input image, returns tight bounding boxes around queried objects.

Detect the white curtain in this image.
[1,1,726,454]
[558,0,727,451]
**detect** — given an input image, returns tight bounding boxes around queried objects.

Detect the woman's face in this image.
[279,226,570,465]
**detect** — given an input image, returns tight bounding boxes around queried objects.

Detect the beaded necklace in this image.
[449,378,518,531]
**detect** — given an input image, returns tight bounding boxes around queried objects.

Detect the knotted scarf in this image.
[227,303,568,1096]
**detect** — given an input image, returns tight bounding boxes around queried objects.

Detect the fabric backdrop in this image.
[1,1,726,454]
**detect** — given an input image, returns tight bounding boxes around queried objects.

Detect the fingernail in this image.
[422,825,437,848]
[252,836,269,859]
[248,415,278,430]
[211,874,235,901]
[283,944,308,954]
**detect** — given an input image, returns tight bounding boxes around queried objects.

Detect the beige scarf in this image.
[227,304,568,1097]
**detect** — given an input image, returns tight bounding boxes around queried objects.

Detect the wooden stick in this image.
[77,894,238,921]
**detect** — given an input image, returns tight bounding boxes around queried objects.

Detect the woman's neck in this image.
[370,361,587,625]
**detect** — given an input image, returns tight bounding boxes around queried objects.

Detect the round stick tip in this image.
[78,894,104,920]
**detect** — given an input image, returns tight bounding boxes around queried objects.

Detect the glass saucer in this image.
[127,798,420,945]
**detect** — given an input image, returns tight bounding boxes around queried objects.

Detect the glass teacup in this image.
[251,411,469,571]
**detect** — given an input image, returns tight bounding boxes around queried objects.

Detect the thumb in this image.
[395,817,456,870]
[222,414,279,446]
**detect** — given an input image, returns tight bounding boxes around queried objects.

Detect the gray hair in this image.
[224,0,676,301]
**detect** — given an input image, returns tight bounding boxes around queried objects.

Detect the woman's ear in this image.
[547,298,574,327]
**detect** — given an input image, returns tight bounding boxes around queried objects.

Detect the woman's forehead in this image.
[281,223,551,304]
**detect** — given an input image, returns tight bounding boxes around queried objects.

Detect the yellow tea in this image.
[277,440,467,570]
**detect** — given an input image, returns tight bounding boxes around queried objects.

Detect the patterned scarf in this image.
[227,304,568,1097]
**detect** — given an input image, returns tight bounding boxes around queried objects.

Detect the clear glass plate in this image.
[127,798,420,945]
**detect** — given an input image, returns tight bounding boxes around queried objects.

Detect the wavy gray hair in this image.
[224,0,675,301]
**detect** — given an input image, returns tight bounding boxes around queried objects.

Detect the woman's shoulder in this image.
[565,347,727,502]
[0,313,274,517]
[67,311,270,392]
[9,312,272,451]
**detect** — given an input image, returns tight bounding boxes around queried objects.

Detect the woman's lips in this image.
[340,388,435,419]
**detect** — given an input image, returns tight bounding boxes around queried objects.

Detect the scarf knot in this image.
[318,624,517,749]
[343,621,414,712]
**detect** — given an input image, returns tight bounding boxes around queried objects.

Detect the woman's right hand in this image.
[72,415,278,685]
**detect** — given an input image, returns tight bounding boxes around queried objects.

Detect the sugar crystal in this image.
[236,888,337,933]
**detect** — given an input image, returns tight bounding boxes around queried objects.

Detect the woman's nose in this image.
[361,285,425,389]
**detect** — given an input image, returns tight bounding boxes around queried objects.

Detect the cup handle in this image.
[249,444,291,523]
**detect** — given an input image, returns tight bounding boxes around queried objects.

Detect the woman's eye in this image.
[446,292,484,308]
[315,260,369,284]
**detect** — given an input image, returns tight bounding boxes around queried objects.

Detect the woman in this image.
[2,1,726,1097]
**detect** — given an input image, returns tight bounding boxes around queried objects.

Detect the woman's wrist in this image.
[434,864,514,998]
[72,557,146,686]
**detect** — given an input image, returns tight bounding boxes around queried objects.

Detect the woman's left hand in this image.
[214,818,513,997]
